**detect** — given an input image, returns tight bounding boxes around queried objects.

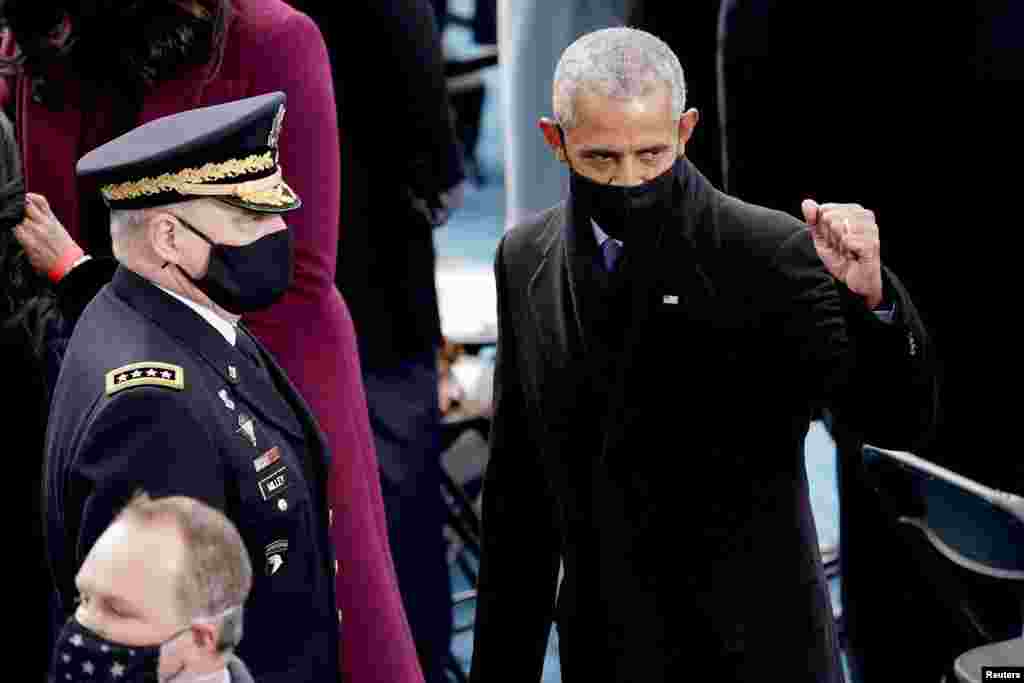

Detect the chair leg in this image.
[455,551,478,587]
[446,651,470,683]
[442,471,483,556]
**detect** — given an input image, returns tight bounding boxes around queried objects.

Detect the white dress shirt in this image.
[156,284,238,346]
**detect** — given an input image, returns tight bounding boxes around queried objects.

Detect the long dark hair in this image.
[0,0,233,104]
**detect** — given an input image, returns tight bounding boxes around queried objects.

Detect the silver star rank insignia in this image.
[106,362,185,396]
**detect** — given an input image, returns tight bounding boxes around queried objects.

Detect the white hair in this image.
[109,208,149,240]
[109,199,210,260]
[108,209,153,261]
[553,27,686,130]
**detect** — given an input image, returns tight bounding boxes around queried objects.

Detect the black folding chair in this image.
[861,445,1024,683]
[441,414,489,585]
[441,413,490,682]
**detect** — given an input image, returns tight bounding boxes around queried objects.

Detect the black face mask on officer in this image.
[165,213,294,315]
[557,125,680,243]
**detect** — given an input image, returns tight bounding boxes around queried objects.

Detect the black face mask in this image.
[558,126,680,242]
[52,615,188,683]
[168,215,294,315]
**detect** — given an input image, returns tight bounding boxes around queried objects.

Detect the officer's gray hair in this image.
[118,493,253,652]
[553,27,686,130]
[109,209,150,247]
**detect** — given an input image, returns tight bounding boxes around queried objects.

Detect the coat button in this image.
[337,608,343,625]
[334,559,339,575]
[329,507,334,527]
[227,365,240,384]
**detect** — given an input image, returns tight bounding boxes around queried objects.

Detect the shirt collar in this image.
[155,284,237,346]
[590,219,622,249]
[169,667,230,683]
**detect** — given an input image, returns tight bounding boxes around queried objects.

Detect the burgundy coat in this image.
[1,2,423,681]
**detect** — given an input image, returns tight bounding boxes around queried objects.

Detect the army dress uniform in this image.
[42,93,342,683]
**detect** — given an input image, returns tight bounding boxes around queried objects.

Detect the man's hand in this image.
[13,193,81,276]
[801,199,883,309]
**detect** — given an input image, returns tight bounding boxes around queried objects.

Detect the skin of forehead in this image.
[77,516,188,639]
[568,84,677,150]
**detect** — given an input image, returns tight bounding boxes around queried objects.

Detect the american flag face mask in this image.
[51,615,188,682]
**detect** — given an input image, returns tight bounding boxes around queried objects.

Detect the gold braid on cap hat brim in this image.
[100,151,285,203]
[178,168,294,206]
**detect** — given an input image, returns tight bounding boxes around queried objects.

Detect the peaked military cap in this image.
[77,91,301,213]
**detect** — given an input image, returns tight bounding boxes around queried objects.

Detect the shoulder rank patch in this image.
[105,362,185,396]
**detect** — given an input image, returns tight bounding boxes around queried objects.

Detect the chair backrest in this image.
[861,445,1024,581]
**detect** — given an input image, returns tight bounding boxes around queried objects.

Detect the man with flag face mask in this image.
[44,92,343,683]
[470,27,938,683]
[52,493,253,683]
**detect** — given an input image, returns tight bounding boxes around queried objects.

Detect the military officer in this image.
[43,92,342,683]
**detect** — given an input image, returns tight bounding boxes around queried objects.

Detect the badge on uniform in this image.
[218,388,236,410]
[253,446,281,473]
[663,294,680,305]
[268,104,286,149]
[265,539,288,576]
[237,414,257,448]
[105,362,185,396]
[258,466,291,501]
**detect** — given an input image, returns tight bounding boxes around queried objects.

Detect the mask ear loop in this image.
[162,213,213,271]
[159,603,244,682]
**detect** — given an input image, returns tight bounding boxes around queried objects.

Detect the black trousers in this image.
[363,350,452,683]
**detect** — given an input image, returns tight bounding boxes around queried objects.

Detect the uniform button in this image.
[277,498,288,512]
[329,508,334,527]
[227,365,240,384]
[334,559,339,575]
[337,608,343,625]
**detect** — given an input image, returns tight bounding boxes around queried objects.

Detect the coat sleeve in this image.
[68,387,226,573]
[470,236,562,683]
[55,257,117,327]
[772,228,938,450]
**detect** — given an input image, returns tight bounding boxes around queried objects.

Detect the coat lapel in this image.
[601,161,719,460]
[562,199,612,359]
[527,207,574,372]
[527,205,609,428]
[111,268,306,443]
[238,324,331,462]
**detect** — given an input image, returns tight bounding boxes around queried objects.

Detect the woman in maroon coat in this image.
[0,2,422,681]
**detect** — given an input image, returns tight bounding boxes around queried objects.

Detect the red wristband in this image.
[48,245,85,283]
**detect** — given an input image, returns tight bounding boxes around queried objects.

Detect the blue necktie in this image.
[602,238,623,273]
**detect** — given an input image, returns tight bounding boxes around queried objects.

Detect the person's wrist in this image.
[48,244,86,283]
